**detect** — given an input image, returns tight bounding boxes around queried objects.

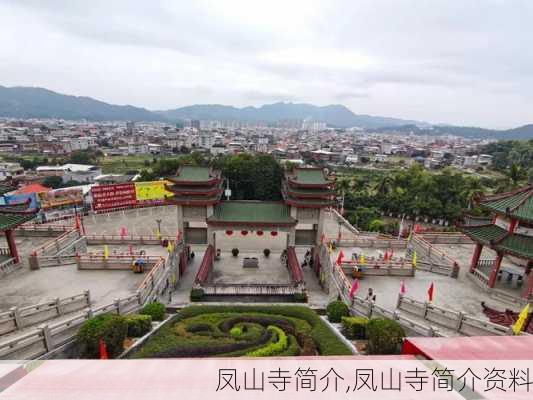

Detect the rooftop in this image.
[208,201,296,226]
[478,185,533,222]
[290,168,329,185]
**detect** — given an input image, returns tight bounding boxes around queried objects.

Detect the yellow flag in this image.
[155,229,161,239]
[359,254,365,265]
[103,245,109,260]
[328,242,333,254]
[512,303,530,335]
[167,241,173,253]
[412,250,417,268]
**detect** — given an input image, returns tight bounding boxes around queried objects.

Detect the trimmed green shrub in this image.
[231,248,239,257]
[263,249,271,257]
[326,301,350,323]
[293,292,308,303]
[190,288,205,302]
[125,314,152,337]
[140,302,166,321]
[247,326,288,357]
[278,334,300,356]
[366,318,405,355]
[230,326,242,337]
[341,316,368,340]
[77,314,128,358]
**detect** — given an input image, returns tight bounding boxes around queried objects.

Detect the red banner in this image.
[91,183,137,211]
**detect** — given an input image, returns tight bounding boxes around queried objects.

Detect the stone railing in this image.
[337,238,407,249]
[409,234,460,277]
[202,284,300,296]
[76,254,163,271]
[340,260,414,277]
[418,232,473,244]
[0,291,91,337]
[0,257,18,276]
[29,229,87,269]
[32,229,83,257]
[85,234,173,245]
[397,294,510,336]
[0,293,141,360]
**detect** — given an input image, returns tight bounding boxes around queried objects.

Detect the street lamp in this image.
[156,219,162,238]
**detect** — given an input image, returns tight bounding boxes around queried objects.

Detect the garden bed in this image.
[129,305,354,358]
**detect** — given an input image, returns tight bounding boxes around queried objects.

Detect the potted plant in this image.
[263,248,271,257]
[231,248,239,257]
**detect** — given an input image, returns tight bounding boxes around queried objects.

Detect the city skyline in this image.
[1,0,532,129]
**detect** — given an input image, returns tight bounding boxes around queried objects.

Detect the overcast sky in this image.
[1,0,532,128]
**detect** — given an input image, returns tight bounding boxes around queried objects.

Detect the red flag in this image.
[176,230,181,241]
[336,250,345,265]
[427,282,434,302]
[383,250,389,262]
[349,279,359,299]
[99,338,108,359]
[128,245,133,255]
[400,280,406,295]
[320,233,325,245]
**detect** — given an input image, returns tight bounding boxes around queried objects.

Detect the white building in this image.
[0,162,24,181]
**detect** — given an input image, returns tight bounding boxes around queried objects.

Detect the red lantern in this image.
[256,230,264,236]
[270,231,278,237]
[241,230,248,236]
[225,230,233,236]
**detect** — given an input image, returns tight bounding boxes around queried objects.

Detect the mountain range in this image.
[0,85,532,140]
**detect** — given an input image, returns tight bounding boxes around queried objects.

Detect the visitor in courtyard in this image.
[365,288,376,303]
[134,250,146,273]
[303,250,311,267]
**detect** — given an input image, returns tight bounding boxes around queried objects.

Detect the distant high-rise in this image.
[191,120,201,130]
[126,121,135,135]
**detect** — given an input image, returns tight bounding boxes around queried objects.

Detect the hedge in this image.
[125,314,152,337]
[247,326,288,357]
[77,314,128,359]
[366,318,405,355]
[326,301,350,323]
[341,316,368,340]
[140,302,166,321]
[176,305,352,356]
[190,288,205,302]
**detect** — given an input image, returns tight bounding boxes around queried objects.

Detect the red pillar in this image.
[469,243,483,273]
[487,253,503,288]
[508,219,517,233]
[522,265,533,300]
[5,229,19,264]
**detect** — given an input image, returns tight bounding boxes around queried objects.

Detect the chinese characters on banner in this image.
[91,183,137,211]
[91,181,172,211]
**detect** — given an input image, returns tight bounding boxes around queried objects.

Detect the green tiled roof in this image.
[286,185,333,196]
[480,186,533,222]
[460,224,507,244]
[292,169,328,185]
[0,213,35,231]
[497,234,533,259]
[173,166,211,182]
[208,201,296,225]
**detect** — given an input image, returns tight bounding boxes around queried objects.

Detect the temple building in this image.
[165,166,224,244]
[459,185,533,301]
[166,166,335,248]
[282,167,335,245]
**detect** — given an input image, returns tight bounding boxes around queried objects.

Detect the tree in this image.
[42,176,63,189]
[212,154,283,200]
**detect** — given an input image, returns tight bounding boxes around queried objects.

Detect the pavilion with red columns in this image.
[459,185,533,300]
[0,199,38,267]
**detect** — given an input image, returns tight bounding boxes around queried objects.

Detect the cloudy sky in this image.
[1,0,532,128]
